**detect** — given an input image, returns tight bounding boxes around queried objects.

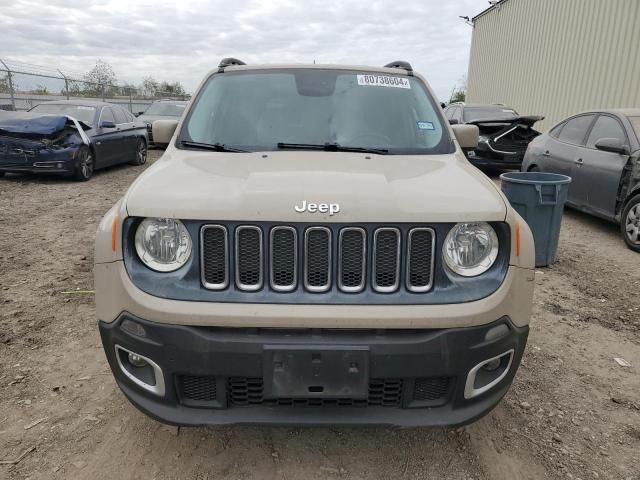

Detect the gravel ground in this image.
[0,151,638,480]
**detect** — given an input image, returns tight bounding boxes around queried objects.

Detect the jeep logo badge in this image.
[294,201,340,216]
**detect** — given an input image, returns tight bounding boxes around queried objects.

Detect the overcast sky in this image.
[0,0,485,100]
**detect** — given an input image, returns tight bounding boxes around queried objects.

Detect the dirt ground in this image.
[1,151,638,480]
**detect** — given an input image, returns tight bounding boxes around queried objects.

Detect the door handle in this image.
[542,151,551,157]
[574,158,584,165]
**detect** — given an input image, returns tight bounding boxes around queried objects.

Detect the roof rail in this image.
[218,58,246,72]
[384,60,413,74]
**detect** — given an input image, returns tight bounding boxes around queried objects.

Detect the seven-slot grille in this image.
[200,225,435,294]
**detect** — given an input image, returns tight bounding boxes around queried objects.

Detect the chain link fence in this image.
[0,59,188,113]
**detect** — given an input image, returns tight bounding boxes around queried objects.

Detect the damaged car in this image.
[444,103,543,170]
[523,109,640,252]
[0,100,148,181]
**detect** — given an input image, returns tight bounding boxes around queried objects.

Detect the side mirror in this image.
[595,138,629,155]
[100,120,116,129]
[448,118,460,125]
[452,124,479,149]
[136,111,145,117]
[152,119,179,145]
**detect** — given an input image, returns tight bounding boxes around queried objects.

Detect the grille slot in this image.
[235,226,263,291]
[228,377,402,407]
[304,227,331,292]
[372,228,401,292]
[270,227,297,291]
[201,225,229,290]
[338,228,366,292]
[406,228,435,292]
[180,376,217,401]
[412,377,451,404]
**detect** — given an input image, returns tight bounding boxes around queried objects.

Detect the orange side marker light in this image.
[111,215,119,252]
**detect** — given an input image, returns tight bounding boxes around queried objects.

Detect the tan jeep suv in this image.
[95,59,535,426]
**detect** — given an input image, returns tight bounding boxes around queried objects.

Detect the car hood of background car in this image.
[124,150,508,222]
[0,112,91,135]
[137,114,179,123]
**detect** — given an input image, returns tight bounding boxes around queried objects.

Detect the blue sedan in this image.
[0,100,148,181]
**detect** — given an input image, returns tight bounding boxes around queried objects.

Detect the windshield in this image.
[29,103,96,124]
[182,69,452,155]
[144,102,187,116]
[463,106,517,122]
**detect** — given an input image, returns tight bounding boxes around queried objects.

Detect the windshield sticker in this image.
[357,74,411,89]
[417,121,435,131]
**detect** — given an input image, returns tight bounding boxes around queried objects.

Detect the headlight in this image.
[443,222,499,277]
[134,218,192,272]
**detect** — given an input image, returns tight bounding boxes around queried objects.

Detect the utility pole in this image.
[58,69,69,100]
[0,58,16,110]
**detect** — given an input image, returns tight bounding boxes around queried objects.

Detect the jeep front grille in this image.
[200,224,435,294]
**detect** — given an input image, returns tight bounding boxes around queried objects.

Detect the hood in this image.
[124,150,507,223]
[0,112,91,135]
[466,115,544,128]
[137,114,180,123]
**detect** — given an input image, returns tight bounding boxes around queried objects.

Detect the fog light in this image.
[482,358,501,372]
[115,345,166,396]
[464,349,514,399]
[128,352,148,368]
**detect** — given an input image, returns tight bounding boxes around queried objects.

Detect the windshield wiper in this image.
[276,142,389,155]
[180,140,248,153]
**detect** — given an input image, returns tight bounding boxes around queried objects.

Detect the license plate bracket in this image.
[263,346,369,399]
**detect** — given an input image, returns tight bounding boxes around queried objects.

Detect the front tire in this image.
[130,138,147,166]
[73,146,94,181]
[621,194,640,252]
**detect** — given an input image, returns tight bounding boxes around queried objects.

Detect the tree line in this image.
[0,60,186,98]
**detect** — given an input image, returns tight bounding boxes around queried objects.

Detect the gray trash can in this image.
[500,172,571,267]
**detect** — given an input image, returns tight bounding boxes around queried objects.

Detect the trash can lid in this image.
[500,171,571,185]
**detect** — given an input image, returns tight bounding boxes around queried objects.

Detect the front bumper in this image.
[99,314,528,427]
[0,147,77,174]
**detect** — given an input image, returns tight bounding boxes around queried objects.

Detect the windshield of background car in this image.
[144,102,186,116]
[183,69,453,154]
[463,107,517,122]
[29,104,96,124]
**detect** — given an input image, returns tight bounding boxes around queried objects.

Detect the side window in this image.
[550,122,564,138]
[586,115,627,148]
[444,107,452,120]
[113,107,129,125]
[557,115,594,146]
[125,111,135,122]
[100,107,115,125]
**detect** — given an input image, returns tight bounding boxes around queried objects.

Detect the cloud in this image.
[0,0,481,99]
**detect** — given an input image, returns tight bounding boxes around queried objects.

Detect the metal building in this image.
[466,0,640,131]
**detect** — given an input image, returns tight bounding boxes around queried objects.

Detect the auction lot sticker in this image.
[357,74,411,89]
